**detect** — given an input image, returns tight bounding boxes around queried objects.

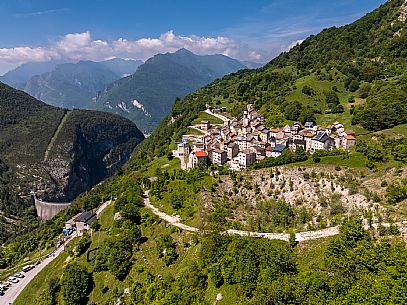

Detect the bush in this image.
[76,235,91,256]
[106,237,133,280]
[90,219,101,231]
[386,181,407,204]
[312,155,321,163]
[61,263,92,305]
[302,85,314,95]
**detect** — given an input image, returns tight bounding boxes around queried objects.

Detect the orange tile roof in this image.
[345,135,355,140]
[194,151,208,157]
[304,133,315,137]
[270,129,281,133]
[260,141,266,145]
[345,130,355,135]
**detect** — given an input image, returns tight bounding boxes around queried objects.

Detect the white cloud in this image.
[0,31,268,75]
[0,46,59,64]
[287,39,304,50]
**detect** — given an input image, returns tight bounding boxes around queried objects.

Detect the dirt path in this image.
[43,110,71,162]
[204,109,228,124]
[143,191,407,242]
[144,191,199,232]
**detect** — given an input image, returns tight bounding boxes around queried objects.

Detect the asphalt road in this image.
[1,238,70,304]
[2,199,112,304]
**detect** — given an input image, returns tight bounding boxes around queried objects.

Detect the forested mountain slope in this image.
[177,0,407,133]
[0,82,144,241]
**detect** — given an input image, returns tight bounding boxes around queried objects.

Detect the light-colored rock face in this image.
[205,166,406,230]
[398,0,407,22]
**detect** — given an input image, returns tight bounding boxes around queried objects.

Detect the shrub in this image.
[61,263,92,305]
[76,235,91,256]
[386,181,407,204]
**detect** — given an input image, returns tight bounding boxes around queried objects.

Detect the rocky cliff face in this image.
[40,110,144,201]
[0,82,145,202]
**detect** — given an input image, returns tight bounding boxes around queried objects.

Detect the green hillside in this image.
[0,82,144,242]
[7,1,407,304]
[182,0,407,133]
[91,48,247,133]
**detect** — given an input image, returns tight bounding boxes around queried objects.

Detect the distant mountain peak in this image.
[174,48,194,55]
[92,50,246,133]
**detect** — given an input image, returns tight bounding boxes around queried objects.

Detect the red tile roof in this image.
[345,130,356,135]
[345,135,355,140]
[270,129,281,133]
[194,151,208,157]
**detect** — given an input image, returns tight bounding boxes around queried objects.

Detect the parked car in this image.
[0,284,8,291]
[22,264,35,272]
[8,276,19,284]
[14,272,24,278]
[0,290,4,296]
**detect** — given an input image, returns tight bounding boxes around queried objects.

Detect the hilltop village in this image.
[176,104,356,170]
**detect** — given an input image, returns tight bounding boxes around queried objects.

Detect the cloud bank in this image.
[1,30,283,74]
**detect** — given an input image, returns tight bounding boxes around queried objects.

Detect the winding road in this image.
[143,191,407,242]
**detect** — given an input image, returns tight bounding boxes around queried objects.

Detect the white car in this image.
[14,272,25,278]
[8,276,19,284]
[22,264,35,272]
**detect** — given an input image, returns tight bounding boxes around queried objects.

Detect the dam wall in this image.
[33,196,71,220]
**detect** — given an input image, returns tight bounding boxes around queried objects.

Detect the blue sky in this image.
[0,0,386,74]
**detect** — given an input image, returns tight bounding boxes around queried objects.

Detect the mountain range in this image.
[91,48,247,133]
[1,50,247,134]
[17,58,142,109]
[0,60,67,88]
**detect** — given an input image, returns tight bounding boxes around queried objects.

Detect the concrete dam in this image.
[32,195,71,220]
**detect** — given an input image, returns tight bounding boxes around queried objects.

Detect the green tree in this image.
[324,90,339,105]
[76,235,91,256]
[284,101,302,121]
[298,108,316,124]
[358,82,371,98]
[393,144,407,162]
[121,203,141,224]
[352,84,407,131]
[106,237,132,280]
[90,219,101,231]
[61,263,92,305]
[302,85,314,95]
[386,181,407,204]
